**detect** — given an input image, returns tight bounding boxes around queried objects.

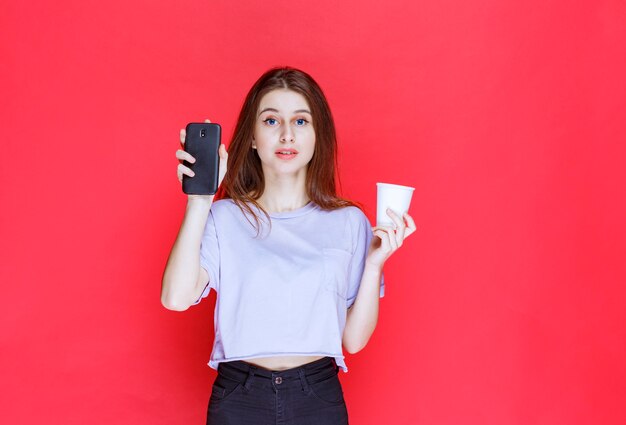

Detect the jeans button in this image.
[274,376,283,385]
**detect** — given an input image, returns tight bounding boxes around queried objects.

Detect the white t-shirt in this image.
[194,199,385,372]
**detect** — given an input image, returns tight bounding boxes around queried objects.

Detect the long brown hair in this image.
[217,67,358,230]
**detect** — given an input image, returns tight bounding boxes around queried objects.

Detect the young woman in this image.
[162,67,416,424]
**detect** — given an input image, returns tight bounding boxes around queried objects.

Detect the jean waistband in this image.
[217,357,339,391]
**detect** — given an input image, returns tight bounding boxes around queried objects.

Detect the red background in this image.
[1,0,625,423]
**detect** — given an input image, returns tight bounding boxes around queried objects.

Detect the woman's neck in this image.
[258,172,309,213]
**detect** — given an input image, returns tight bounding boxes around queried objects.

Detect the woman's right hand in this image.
[176,119,229,199]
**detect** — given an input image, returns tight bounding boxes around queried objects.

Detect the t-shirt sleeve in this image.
[346,209,385,309]
[192,209,220,305]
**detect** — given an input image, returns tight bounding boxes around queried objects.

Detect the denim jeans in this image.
[206,357,349,425]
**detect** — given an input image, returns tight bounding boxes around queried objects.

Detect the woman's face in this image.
[253,89,315,178]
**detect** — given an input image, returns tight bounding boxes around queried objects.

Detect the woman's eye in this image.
[263,118,278,126]
[295,119,308,126]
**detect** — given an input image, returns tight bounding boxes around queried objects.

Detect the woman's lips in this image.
[275,149,298,160]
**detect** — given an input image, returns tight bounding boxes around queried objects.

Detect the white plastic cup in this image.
[376,183,415,227]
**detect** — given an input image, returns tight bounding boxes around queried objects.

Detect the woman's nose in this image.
[280,126,295,143]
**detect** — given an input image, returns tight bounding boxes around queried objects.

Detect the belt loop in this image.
[329,357,338,373]
[243,365,256,393]
[297,368,310,393]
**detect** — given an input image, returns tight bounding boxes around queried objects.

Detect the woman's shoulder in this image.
[210,198,240,217]
[212,198,235,207]
[322,204,371,226]
[211,198,234,209]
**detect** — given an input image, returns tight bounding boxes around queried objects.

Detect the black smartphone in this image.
[182,123,221,195]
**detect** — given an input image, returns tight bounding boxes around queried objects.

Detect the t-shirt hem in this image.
[208,352,349,373]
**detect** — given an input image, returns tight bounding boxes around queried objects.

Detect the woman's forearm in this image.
[342,261,383,353]
[161,196,213,310]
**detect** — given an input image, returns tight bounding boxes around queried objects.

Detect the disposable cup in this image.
[376,183,415,227]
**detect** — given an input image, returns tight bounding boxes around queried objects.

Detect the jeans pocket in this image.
[308,373,345,406]
[210,374,242,403]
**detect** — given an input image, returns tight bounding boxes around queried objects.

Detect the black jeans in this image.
[207,357,349,425]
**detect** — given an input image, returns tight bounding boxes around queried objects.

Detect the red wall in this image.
[1,1,625,423]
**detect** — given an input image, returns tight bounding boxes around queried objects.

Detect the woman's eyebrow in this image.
[258,108,312,116]
[258,108,279,116]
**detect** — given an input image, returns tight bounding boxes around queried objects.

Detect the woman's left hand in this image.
[366,209,417,268]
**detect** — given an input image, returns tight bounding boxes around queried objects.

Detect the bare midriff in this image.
[243,355,325,371]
